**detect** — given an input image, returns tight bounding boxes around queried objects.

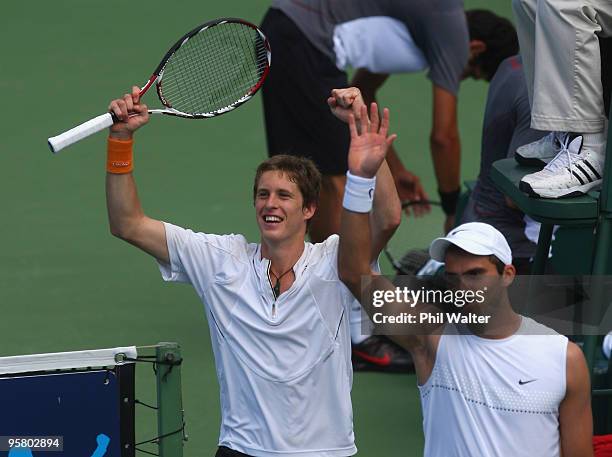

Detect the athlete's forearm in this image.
[369,160,401,260]
[339,212,440,345]
[106,171,146,240]
[340,199,442,351]
[338,194,401,323]
[339,208,372,298]
[105,133,146,239]
[430,132,460,193]
[431,85,461,194]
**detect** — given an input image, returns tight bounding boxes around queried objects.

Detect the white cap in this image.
[429,222,512,265]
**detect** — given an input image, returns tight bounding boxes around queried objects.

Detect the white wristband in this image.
[343,171,376,213]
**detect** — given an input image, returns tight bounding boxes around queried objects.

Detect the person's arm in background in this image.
[558,342,593,457]
[351,68,431,218]
[431,83,461,234]
[106,86,169,264]
[328,87,401,260]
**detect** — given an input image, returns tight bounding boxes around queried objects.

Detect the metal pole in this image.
[156,342,185,457]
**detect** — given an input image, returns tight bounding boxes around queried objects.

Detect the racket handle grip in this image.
[48,112,115,154]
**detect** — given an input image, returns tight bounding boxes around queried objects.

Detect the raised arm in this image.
[336,102,394,294]
[328,88,401,260]
[337,104,442,358]
[106,86,169,264]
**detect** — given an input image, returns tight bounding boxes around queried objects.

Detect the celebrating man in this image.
[337,110,593,456]
[104,86,399,456]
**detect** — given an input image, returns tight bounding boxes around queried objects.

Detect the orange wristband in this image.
[107,137,134,174]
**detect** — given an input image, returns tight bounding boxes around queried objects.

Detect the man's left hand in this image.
[347,103,397,179]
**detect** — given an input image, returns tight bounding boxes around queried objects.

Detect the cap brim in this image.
[429,237,496,263]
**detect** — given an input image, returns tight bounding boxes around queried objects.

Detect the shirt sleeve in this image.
[157,222,247,288]
[322,234,341,278]
[422,9,469,96]
[323,234,382,313]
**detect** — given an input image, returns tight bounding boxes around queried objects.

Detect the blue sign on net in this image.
[0,370,122,457]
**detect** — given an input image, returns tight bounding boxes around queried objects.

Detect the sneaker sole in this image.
[519,179,602,199]
[515,153,550,167]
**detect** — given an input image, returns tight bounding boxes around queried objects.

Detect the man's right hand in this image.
[108,86,150,140]
[328,87,367,126]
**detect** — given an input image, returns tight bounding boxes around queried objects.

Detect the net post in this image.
[156,342,185,457]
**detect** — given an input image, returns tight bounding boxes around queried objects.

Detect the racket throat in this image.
[139,74,158,96]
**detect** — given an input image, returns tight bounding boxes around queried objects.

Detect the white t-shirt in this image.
[333,17,428,74]
[158,222,357,457]
[419,318,567,457]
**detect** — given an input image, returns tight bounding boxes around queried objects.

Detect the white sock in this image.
[581,131,606,156]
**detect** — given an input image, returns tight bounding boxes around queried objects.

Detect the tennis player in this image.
[337,126,594,456]
[104,86,400,457]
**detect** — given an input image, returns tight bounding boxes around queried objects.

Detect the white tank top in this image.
[418,317,567,457]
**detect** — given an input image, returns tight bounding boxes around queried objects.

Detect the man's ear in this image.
[469,39,487,58]
[303,203,317,221]
[502,263,516,288]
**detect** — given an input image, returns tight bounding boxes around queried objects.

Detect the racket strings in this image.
[166,45,267,109]
[164,35,267,113]
[159,22,268,116]
[171,40,268,109]
[168,34,268,90]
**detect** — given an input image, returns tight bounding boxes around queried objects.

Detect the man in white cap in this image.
[336,128,593,455]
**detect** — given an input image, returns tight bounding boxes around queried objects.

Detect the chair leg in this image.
[591,215,612,275]
[523,224,555,315]
[530,223,554,274]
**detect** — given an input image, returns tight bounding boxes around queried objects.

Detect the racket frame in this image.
[48,18,271,153]
[140,17,271,119]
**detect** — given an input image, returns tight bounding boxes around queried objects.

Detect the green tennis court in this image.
[1,1,515,454]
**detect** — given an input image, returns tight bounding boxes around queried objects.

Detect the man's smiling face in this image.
[255,170,315,243]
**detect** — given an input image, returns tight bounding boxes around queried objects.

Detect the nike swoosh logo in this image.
[353,349,391,366]
[518,379,537,385]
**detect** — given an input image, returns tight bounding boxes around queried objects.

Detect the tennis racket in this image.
[48,18,271,153]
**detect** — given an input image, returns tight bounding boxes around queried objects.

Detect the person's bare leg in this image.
[309,174,346,243]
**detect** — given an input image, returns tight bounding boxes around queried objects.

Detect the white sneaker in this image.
[515,132,567,167]
[519,135,604,198]
[604,331,612,359]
